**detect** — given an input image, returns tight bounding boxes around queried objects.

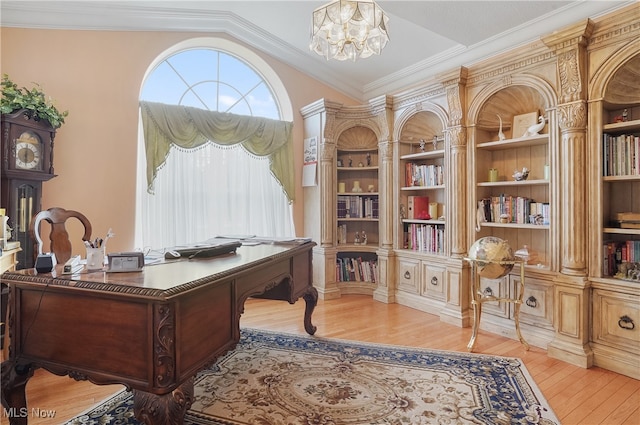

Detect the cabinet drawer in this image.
[397,258,420,294]
[512,276,554,329]
[477,276,510,318]
[422,263,445,301]
[592,289,640,352]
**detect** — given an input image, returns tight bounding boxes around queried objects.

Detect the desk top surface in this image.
[1,240,315,299]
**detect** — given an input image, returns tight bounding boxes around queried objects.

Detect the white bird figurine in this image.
[523,116,546,137]
[497,114,506,141]
[512,167,530,181]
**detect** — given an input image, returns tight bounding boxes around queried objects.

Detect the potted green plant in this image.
[1,74,69,129]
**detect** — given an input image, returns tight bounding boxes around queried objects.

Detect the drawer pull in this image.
[404,271,411,279]
[526,296,538,308]
[483,287,493,296]
[618,315,635,330]
[431,276,438,286]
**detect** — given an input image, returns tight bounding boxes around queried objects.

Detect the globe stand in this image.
[464,257,530,352]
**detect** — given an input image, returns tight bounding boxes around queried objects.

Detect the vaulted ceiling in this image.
[1,1,633,101]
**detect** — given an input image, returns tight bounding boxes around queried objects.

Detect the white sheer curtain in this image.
[134,121,294,251]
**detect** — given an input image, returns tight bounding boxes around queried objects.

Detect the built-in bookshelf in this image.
[334,127,381,293]
[400,147,446,254]
[336,147,379,251]
[587,47,640,380]
[599,117,640,281]
[397,126,447,256]
[474,128,551,269]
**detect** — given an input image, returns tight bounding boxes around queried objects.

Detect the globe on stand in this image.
[468,236,515,279]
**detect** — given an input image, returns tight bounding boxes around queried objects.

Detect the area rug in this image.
[65,328,559,425]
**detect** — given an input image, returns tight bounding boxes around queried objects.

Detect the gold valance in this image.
[140,101,295,202]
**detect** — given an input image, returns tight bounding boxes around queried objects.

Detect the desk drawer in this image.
[235,259,291,298]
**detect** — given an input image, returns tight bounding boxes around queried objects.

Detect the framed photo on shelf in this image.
[512,112,538,138]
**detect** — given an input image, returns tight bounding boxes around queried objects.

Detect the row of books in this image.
[603,133,640,176]
[337,195,379,219]
[478,196,550,225]
[404,223,445,253]
[603,240,640,278]
[336,256,378,283]
[405,163,444,187]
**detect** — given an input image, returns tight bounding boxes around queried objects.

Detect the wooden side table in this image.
[464,256,530,352]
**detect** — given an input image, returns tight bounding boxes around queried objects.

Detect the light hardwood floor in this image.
[1,295,638,424]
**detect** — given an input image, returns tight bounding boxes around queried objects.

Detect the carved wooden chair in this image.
[30,207,92,265]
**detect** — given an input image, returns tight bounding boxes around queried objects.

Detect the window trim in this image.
[139,37,293,121]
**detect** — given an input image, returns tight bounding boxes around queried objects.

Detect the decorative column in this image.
[319,105,339,248]
[441,68,468,258]
[542,21,594,368]
[439,67,471,327]
[372,95,397,303]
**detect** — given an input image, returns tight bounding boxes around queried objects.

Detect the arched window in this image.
[135,38,294,250]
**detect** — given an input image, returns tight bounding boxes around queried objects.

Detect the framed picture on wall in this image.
[512,112,538,138]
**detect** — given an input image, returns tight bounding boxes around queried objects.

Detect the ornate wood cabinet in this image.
[301,97,395,302]
[585,6,640,379]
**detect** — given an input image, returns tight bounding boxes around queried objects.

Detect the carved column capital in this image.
[447,126,467,148]
[557,101,587,131]
[378,140,393,162]
[319,139,335,162]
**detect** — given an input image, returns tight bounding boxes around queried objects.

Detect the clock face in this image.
[15,141,42,170]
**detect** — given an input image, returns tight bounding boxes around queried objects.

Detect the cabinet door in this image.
[477,276,510,318]
[592,289,640,352]
[512,275,554,329]
[421,263,446,301]
[397,258,420,294]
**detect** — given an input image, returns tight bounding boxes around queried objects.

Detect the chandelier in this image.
[310,0,390,61]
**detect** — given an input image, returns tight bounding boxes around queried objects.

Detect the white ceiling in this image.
[1,1,633,101]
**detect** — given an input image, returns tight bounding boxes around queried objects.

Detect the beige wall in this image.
[1,27,357,254]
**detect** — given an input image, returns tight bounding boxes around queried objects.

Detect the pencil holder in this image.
[86,247,105,271]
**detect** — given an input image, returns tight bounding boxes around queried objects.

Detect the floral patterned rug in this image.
[66,328,559,424]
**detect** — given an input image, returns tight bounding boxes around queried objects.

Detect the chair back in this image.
[31,207,92,264]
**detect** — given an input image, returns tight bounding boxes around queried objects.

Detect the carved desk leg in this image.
[133,377,194,425]
[303,286,318,335]
[1,361,35,425]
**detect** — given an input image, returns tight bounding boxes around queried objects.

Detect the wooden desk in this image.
[0,241,317,424]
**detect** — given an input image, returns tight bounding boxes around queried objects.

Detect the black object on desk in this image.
[175,241,242,259]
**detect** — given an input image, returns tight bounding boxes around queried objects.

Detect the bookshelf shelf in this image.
[400,149,445,160]
[603,118,640,132]
[403,219,446,225]
[336,244,378,252]
[602,175,640,182]
[477,179,549,187]
[337,166,379,172]
[476,134,548,151]
[603,227,640,235]
[480,222,549,230]
[401,185,445,191]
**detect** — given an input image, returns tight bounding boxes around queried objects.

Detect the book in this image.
[407,195,430,219]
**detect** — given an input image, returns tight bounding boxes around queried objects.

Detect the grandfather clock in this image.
[1,109,57,269]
